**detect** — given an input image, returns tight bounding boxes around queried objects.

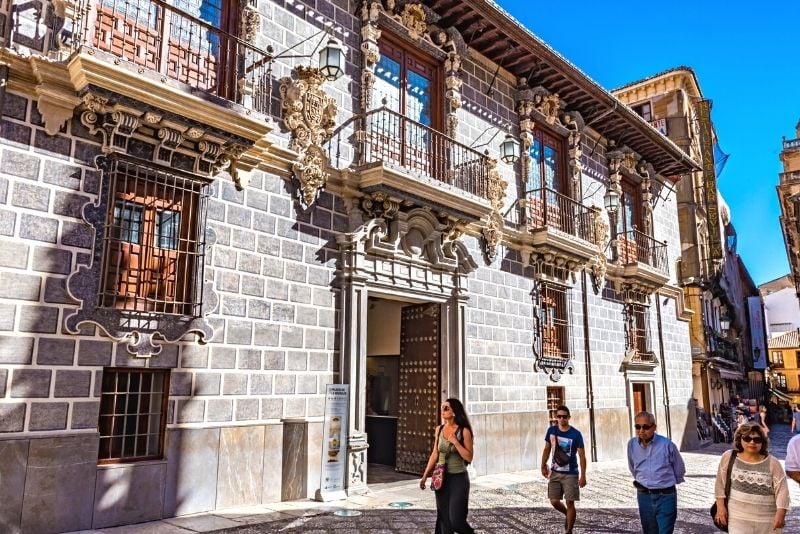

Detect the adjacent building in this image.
[760,274,800,338]
[0,0,700,530]
[778,121,800,298]
[766,330,800,406]
[614,68,765,421]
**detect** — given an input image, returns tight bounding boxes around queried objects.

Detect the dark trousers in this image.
[435,472,475,534]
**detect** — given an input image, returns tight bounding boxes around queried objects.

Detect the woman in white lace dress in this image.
[714,424,789,533]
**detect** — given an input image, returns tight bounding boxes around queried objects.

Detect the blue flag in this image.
[714,142,730,178]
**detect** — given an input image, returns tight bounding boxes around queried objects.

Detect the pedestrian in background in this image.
[713,423,788,533]
[419,398,475,534]
[759,405,770,436]
[784,431,800,485]
[541,405,587,534]
[627,411,685,534]
[790,405,800,434]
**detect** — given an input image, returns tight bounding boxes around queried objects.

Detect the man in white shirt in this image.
[786,432,800,484]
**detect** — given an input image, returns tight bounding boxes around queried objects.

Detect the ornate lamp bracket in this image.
[280,66,338,207]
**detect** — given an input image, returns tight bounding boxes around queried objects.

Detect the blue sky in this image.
[497,0,800,286]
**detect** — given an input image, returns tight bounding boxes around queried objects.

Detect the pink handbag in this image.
[431,462,446,491]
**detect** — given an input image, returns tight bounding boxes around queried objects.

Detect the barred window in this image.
[535,281,571,361]
[99,156,211,316]
[98,369,169,463]
[627,301,654,360]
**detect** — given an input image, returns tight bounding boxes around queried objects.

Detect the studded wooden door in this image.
[396,303,440,474]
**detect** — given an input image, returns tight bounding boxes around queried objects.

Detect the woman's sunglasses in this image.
[741,435,763,444]
[441,406,451,412]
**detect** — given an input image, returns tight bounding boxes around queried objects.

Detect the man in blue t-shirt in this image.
[541,405,587,534]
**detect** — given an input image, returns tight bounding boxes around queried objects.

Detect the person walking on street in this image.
[419,398,475,534]
[541,405,587,534]
[713,423,789,533]
[759,405,770,436]
[790,405,800,434]
[627,411,685,534]
[784,431,800,485]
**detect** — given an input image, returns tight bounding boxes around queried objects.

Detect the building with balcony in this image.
[614,68,765,424]
[766,330,800,406]
[760,274,800,337]
[0,0,699,529]
[778,121,800,298]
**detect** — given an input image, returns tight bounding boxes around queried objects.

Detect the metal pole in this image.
[656,296,672,438]
[581,270,597,461]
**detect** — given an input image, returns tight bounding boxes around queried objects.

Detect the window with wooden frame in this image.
[777,373,787,390]
[92,0,240,98]
[626,301,654,360]
[632,102,652,122]
[98,369,169,463]
[772,351,784,366]
[527,129,570,231]
[534,281,571,363]
[99,156,212,315]
[616,179,643,264]
[796,351,800,368]
[369,34,443,177]
[546,387,565,426]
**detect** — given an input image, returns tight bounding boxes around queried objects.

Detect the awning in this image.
[717,369,744,381]
[771,389,794,403]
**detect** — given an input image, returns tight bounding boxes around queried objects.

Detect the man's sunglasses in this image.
[742,436,763,444]
[634,424,654,431]
[556,414,570,419]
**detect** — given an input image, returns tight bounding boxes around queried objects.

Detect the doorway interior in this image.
[365,294,441,484]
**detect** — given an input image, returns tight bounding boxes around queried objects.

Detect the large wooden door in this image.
[633,383,647,414]
[396,303,440,474]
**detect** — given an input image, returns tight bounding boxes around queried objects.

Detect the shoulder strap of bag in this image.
[724,450,737,497]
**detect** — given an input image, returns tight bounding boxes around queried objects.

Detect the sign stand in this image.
[315,384,349,502]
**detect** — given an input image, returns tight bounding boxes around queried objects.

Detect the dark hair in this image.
[445,398,474,438]
[734,423,769,455]
[556,405,570,417]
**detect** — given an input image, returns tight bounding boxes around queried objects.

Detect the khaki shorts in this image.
[548,471,580,501]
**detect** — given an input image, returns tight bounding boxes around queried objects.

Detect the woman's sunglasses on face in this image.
[742,435,763,444]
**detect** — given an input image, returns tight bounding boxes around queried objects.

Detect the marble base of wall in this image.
[0,420,322,532]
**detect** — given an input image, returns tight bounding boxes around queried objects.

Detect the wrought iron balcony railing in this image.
[72,0,272,114]
[504,187,596,243]
[617,228,668,273]
[328,107,493,199]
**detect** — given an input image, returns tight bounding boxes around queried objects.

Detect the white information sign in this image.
[316,384,349,502]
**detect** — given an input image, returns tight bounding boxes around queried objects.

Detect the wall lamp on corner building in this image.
[603,183,621,214]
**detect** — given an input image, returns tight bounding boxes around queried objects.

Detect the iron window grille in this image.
[624,300,655,361]
[533,281,572,369]
[98,368,170,463]
[98,155,212,316]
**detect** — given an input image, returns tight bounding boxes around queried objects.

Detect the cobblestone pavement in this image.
[76,425,800,534]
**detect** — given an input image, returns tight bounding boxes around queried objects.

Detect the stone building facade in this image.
[0,0,698,530]
[614,68,764,423]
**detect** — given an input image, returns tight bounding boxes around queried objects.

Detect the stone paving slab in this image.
[70,426,800,534]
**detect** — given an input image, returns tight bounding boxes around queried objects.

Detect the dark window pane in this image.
[156,209,181,249]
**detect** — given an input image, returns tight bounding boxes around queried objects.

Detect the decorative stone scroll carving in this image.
[589,208,609,294]
[444,38,462,138]
[482,159,507,263]
[398,2,427,40]
[563,111,585,199]
[280,66,338,206]
[240,0,261,44]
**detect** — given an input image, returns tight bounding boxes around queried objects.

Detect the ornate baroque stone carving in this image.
[443,38,462,138]
[590,208,609,293]
[360,1,382,112]
[280,66,338,206]
[240,0,261,43]
[398,3,427,40]
[482,159,507,262]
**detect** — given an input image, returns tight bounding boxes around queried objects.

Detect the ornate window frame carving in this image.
[532,278,574,382]
[64,94,244,357]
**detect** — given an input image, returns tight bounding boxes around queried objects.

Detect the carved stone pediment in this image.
[280,66,338,206]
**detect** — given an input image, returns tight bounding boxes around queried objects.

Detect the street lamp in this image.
[318,37,346,81]
[499,134,521,164]
[604,186,620,214]
[719,313,730,333]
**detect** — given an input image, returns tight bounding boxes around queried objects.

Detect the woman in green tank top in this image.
[419,398,475,534]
